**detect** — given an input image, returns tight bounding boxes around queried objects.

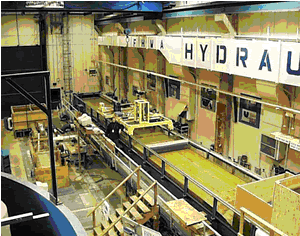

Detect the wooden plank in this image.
[123,201,144,221]
[116,208,130,219]
[130,196,151,213]
[165,199,207,226]
[108,214,124,234]
[146,146,245,223]
[235,186,273,223]
[271,181,300,235]
[94,226,102,235]
[137,189,154,206]
[101,219,118,236]
[9,142,28,180]
[241,207,288,236]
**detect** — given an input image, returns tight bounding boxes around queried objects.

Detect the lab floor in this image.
[1,120,127,235]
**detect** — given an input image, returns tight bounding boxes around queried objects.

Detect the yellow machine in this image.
[117,99,174,136]
[97,98,173,136]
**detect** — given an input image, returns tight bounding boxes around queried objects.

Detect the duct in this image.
[256,81,290,107]
[165,97,188,121]
[97,60,300,115]
[147,139,189,154]
[95,15,145,26]
[214,14,236,37]
[166,64,184,78]
[2,1,163,13]
[163,2,300,18]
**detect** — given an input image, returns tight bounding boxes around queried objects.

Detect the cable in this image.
[16,14,20,46]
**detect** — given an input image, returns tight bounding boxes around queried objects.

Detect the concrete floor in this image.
[1,119,127,235]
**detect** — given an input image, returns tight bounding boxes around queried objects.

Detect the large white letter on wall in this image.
[280,42,300,86]
[196,38,212,69]
[253,41,280,83]
[231,40,280,83]
[182,38,196,67]
[98,35,299,86]
[211,38,231,74]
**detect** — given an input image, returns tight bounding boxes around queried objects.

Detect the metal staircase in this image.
[62,13,73,100]
[87,166,160,236]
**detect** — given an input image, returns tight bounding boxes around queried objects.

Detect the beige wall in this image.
[96,10,299,176]
[239,12,300,36]
[47,15,99,92]
[1,14,39,46]
[1,15,40,47]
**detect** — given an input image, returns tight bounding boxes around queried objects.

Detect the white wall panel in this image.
[1,14,39,46]
[98,35,297,86]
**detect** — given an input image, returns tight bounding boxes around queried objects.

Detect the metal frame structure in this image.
[1,212,49,226]
[1,71,59,205]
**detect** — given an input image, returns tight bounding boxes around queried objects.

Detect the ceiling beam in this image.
[215,14,236,38]
[163,1,300,18]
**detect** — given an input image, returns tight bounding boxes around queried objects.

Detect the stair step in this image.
[116,207,130,219]
[108,214,124,234]
[94,226,102,235]
[137,189,154,207]
[192,222,214,236]
[123,201,144,221]
[205,230,215,236]
[130,196,151,213]
[101,219,118,236]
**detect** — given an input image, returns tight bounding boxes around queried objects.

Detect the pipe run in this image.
[97,60,300,115]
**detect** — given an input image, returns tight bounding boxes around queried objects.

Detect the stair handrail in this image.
[99,180,158,236]
[87,165,141,218]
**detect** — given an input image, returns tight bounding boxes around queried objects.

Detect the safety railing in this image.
[67,93,268,235]
[127,135,270,236]
[239,207,288,236]
[100,180,158,236]
[86,165,141,224]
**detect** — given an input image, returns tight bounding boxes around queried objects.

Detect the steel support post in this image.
[44,74,59,204]
[128,135,133,152]
[2,71,59,205]
[161,160,166,179]
[143,147,148,165]
[212,197,218,221]
[183,176,188,197]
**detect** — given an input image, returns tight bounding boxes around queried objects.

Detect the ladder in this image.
[62,13,73,100]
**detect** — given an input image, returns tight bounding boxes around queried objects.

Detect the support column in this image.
[211,198,218,221]
[161,160,166,179]
[39,14,48,71]
[183,177,188,197]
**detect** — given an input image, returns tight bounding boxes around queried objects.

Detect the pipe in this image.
[53,135,78,142]
[97,60,300,115]
[38,133,40,152]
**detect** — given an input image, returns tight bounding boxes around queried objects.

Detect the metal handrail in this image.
[1,212,50,226]
[99,181,158,236]
[66,93,269,235]
[86,165,141,217]
[132,136,239,214]
[130,135,270,235]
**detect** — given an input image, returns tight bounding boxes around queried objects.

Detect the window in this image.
[260,134,277,159]
[105,76,110,86]
[239,94,262,128]
[201,87,216,112]
[147,72,156,91]
[132,86,138,96]
[89,69,97,76]
[164,76,180,100]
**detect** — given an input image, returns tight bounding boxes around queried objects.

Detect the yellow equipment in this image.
[117,99,174,136]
